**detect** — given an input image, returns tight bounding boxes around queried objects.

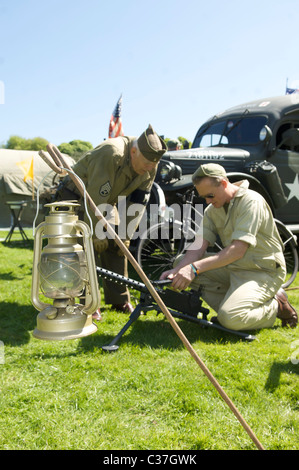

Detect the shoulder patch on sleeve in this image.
[99,181,112,197]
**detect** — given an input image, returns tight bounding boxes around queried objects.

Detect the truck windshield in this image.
[193,116,267,148]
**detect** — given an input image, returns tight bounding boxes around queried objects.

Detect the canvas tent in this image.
[0,149,74,228]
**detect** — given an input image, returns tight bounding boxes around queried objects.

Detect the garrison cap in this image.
[137,124,167,162]
[193,163,227,180]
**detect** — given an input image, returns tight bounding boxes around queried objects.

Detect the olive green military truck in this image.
[158,95,299,234]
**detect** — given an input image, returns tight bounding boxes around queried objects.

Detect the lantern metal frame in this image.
[31,201,100,341]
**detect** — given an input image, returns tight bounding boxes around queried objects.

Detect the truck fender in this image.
[274,218,298,245]
[226,172,275,213]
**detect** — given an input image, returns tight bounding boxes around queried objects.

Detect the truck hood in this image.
[161,146,250,174]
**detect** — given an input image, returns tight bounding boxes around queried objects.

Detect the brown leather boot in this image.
[275,289,298,328]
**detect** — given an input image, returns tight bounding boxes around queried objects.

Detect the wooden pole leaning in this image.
[38,144,265,451]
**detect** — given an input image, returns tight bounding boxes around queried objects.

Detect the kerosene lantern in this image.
[31,201,100,340]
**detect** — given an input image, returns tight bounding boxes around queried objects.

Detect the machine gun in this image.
[96,267,256,350]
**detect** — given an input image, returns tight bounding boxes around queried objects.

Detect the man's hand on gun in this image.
[160,265,195,291]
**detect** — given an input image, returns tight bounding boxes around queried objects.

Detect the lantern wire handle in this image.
[33,169,93,237]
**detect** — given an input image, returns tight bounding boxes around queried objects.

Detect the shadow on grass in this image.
[0,271,24,281]
[80,310,258,353]
[265,360,299,391]
[0,302,36,346]
[1,239,34,250]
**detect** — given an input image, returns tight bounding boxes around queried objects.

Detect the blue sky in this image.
[0,0,298,148]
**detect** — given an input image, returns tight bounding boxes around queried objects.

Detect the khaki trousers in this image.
[173,255,285,331]
[190,264,285,331]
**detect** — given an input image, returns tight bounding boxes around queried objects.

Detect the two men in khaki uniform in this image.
[59,124,166,316]
[161,163,298,331]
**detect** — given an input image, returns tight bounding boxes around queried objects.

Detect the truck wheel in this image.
[136,221,195,280]
[274,219,298,288]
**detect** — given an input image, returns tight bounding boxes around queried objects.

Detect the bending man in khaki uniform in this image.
[58,124,166,318]
[160,163,297,331]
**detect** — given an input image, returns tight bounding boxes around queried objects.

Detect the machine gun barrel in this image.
[96,267,172,293]
[96,265,256,343]
[97,266,208,318]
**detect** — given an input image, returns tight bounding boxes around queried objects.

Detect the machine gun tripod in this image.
[96,267,256,351]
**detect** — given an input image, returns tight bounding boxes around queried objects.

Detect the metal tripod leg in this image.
[169,310,256,341]
[102,304,144,352]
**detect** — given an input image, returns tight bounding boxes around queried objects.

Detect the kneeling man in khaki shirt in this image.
[161,163,298,331]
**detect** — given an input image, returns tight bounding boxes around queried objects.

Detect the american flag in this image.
[109,95,124,138]
[285,79,299,95]
[286,87,299,95]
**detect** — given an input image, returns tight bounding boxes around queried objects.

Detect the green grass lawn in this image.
[0,229,298,450]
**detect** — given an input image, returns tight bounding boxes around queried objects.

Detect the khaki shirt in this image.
[203,180,285,272]
[69,136,156,237]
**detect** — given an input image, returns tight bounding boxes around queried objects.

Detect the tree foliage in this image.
[57,140,93,161]
[5,135,49,151]
[4,135,93,161]
[178,136,191,149]
[4,134,190,158]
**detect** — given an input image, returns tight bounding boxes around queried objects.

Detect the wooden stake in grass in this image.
[39,144,265,451]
